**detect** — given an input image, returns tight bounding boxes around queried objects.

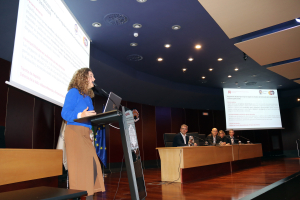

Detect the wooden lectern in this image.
[75,107,146,200]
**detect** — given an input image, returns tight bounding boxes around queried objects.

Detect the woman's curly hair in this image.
[68,68,94,98]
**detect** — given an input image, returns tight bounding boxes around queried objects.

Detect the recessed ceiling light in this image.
[157,58,163,62]
[137,0,147,2]
[130,43,138,46]
[228,75,232,78]
[297,98,300,102]
[133,23,142,28]
[266,80,271,82]
[92,22,101,27]
[195,45,201,49]
[90,0,97,1]
[172,25,181,30]
[188,58,194,61]
[252,74,257,77]
[164,44,171,48]
[244,81,248,83]
[234,68,239,71]
[296,18,300,23]
[209,68,213,71]
[202,76,205,79]
[182,68,187,72]
[221,81,225,84]
[218,58,223,61]
[258,85,262,87]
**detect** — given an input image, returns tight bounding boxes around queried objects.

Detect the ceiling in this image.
[1,0,300,109]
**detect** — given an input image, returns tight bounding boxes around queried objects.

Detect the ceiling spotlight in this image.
[266,80,271,82]
[234,68,239,71]
[137,0,147,2]
[188,58,194,61]
[134,33,138,37]
[252,74,257,77]
[278,85,282,87]
[172,25,181,30]
[133,23,142,28]
[218,58,223,61]
[90,0,97,1]
[130,43,138,46]
[297,98,300,102]
[244,81,248,83]
[209,68,213,71]
[157,58,163,62]
[195,45,201,49]
[202,76,205,79]
[92,22,101,27]
[228,75,232,78]
[182,68,187,72]
[164,44,171,48]
[221,81,225,84]
[258,85,262,87]
[296,18,300,23]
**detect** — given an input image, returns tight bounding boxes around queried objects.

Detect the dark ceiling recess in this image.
[246,82,257,86]
[104,13,128,25]
[126,54,143,61]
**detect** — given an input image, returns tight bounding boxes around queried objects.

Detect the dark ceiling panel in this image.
[1,0,300,109]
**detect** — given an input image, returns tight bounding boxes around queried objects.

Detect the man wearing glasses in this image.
[173,124,197,147]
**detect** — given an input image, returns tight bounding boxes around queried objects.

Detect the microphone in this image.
[238,135,250,141]
[192,136,206,142]
[93,82,109,97]
[93,82,122,110]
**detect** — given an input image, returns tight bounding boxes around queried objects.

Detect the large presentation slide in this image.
[8,0,90,106]
[223,88,282,130]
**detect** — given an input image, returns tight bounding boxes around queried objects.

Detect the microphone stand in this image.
[93,83,123,109]
[238,135,252,144]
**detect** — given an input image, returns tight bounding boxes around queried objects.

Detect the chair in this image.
[163,133,177,147]
[198,134,206,145]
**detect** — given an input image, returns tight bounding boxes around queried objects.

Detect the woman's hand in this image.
[81,107,96,118]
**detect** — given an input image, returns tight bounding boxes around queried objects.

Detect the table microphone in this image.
[238,135,252,144]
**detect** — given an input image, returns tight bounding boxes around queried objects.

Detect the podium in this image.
[75,107,146,200]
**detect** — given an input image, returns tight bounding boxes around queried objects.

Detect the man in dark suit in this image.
[205,128,221,145]
[225,129,238,145]
[173,124,197,147]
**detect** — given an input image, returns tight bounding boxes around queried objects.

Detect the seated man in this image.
[173,124,197,147]
[205,128,221,145]
[225,129,238,145]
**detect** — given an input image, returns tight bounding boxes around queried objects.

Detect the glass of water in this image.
[188,136,194,146]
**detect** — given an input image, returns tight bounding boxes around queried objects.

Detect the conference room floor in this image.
[65,157,300,200]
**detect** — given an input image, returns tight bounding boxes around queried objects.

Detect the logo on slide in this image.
[132,109,140,122]
[83,37,88,47]
[259,90,262,94]
[74,24,78,34]
[268,91,275,95]
[228,90,231,94]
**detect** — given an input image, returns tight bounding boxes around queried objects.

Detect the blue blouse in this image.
[61,88,94,129]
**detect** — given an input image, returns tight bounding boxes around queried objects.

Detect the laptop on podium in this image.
[103,92,122,113]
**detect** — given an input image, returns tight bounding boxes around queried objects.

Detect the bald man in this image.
[205,128,221,145]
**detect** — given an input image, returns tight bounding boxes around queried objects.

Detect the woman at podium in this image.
[61,68,105,199]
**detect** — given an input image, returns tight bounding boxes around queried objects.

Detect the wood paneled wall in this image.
[0,58,290,168]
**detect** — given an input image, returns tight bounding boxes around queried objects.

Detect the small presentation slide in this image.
[9,0,90,106]
[223,88,282,130]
